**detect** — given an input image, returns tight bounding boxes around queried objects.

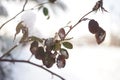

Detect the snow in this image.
[0,0,120,80]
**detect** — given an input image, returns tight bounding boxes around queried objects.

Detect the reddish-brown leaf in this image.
[60,48,69,59]
[88,19,99,34]
[57,55,66,68]
[58,28,65,40]
[30,41,38,55]
[35,47,45,60]
[95,27,106,44]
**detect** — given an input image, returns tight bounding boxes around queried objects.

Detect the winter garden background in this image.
[0,0,120,80]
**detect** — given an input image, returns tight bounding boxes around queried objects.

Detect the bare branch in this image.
[0,0,28,30]
[0,0,50,30]
[65,10,93,38]
[22,0,28,11]
[0,59,65,80]
[0,44,18,59]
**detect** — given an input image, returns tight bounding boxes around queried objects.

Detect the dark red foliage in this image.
[88,19,99,34]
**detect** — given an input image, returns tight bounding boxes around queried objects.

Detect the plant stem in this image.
[65,10,93,38]
[0,44,18,59]
[0,59,65,80]
[0,0,28,30]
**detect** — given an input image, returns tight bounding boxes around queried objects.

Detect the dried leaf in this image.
[88,19,99,34]
[35,47,45,60]
[30,41,39,55]
[95,27,106,44]
[14,21,24,41]
[31,41,39,48]
[19,27,29,43]
[57,55,66,68]
[42,53,55,68]
[58,28,65,40]
[92,1,101,11]
[60,48,69,59]
[62,42,73,49]
[45,38,55,47]
[92,0,108,12]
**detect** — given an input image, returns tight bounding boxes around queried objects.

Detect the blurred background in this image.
[0,0,120,80]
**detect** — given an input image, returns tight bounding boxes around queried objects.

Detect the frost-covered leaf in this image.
[60,48,69,59]
[95,27,106,44]
[62,42,73,49]
[58,28,65,40]
[57,55,66,68]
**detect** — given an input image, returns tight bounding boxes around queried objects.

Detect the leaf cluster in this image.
[29,28,73,68]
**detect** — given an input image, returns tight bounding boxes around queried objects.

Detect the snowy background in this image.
[0,0,120,80]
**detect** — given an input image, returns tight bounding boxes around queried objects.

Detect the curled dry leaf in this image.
[19,26,29,43]
[95,27,106,44]
[88,19,99,34]
[14,21,24,41]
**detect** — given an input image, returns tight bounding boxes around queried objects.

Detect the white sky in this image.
[1,0,120,80]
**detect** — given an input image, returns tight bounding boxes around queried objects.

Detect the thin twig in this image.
[0,44,18,59]
[0,59,65,80]
[0,0,28,30]
[0,0,50,30]
[65,10,93,38]
[22,0,28,11]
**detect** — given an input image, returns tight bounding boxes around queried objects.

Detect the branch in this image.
[0,0,50,30]
[65,10,93,38]
[0,59,65,80]
[0,0,28,30]
[0,44,18,59]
